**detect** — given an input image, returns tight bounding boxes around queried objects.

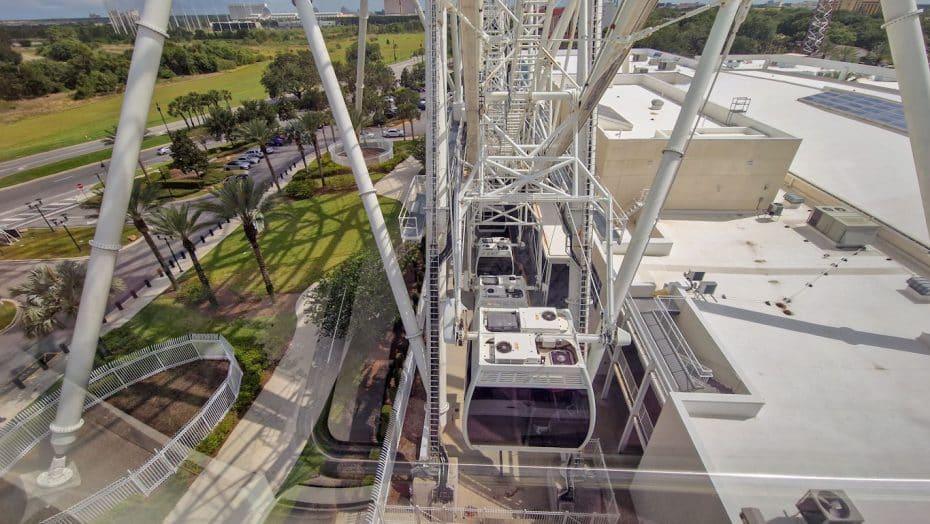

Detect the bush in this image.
[378,404,393,441]
[282,179,316,200]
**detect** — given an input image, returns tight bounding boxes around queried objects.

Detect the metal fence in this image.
[379,505,620,524]
[367,349,417,524]
[0,333,239,524]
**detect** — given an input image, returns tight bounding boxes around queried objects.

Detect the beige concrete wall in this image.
[631,399,734,524]
[596,127,800,211]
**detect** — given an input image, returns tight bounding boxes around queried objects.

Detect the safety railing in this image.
[0,334,241,524]
[380,505,620,524]
[398,175,426,241]
[366,349,417,524]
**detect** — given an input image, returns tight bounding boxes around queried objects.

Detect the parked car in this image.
[382,128,404,138]
[245,148,264,158]
[263,146,276,154]
[224,160,251,171]
[224,173,248,182]
[418,98,427,110]
[385,106,397,118]
[156,146,172,156]
[266,136,285,147]
[361,131,376,139]
[237,155,261,165]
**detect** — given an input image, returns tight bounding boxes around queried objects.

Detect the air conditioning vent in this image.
[541,310,557,321]
[796,490,863,524]
[496,341,513,354]
[550,350,574,365]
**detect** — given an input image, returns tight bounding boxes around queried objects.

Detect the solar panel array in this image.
[798,91,908,133]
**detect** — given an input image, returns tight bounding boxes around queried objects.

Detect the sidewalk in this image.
[374,157,421,201]
[165,286,349,523]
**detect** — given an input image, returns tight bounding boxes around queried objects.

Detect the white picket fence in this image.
[0,333,239,524]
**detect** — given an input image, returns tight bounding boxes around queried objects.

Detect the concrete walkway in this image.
[374,157,421,201]
[165,285,349,523]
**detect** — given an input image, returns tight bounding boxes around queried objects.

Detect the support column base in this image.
[30,458,82,491]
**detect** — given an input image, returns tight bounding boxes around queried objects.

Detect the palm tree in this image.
[149,205,218,306]
[200,178,276,300]
[11,261,124,338]
[235,118,282,191]
[322,109,337,146]
[398,103,418,140]
[347,106,372,141]
[220,89,233,110]
[283,121,309,172]
[128,183,179,290]
[300,111,327,188]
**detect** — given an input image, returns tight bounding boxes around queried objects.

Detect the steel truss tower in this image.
[802,0,841,56]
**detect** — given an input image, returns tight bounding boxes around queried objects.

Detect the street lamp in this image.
[155,102,172,136]
[157,234,182,271]
[52,214,81,253]
[26,199,54,232]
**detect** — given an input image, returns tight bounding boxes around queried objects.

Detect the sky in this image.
[0,0,382,21]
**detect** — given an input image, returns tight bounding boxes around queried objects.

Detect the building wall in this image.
[595,128,799,211]
[384,0,419,16]
[630,398,734,524]
[839,0,882,16]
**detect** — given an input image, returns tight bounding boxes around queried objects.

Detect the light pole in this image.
[52,214,81,253]
[156,101,171,135]
[26,199,54,232]
[157,234,182,271]
[96,162,106,187]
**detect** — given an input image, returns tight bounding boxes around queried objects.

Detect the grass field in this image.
[0,226,140,261]
[0,301,16,331]
[0,135,172,190]
[0,62,269,163]
[0,30,425,164]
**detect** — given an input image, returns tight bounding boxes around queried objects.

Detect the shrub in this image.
[176,280,210,305]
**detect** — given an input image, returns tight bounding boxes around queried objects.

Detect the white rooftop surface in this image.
[599,84,722,139]
[673,66,928,245]
[638,204,930,522]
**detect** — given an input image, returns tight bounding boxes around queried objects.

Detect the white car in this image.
[237,155,261,165]
[156,146,172,156]
[382,128,404,138]
[361,131,375,139]
[245,148,264,158]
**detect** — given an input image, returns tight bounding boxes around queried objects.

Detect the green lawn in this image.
[0,62,269,163]
[0,135,172,190]
[0,300,17,331]
[0,226,140,261]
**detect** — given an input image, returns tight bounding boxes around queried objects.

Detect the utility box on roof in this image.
[807,206,879,249]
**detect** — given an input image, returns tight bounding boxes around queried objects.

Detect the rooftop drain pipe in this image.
[39,0,173,488]
[880,0,930,243]
[293,0,430,384]
[610,0,749,326]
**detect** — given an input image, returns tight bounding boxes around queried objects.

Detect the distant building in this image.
[228,3,271,21]
[212,20,261,32]
[384,0,419,16]
[839,0,882,15]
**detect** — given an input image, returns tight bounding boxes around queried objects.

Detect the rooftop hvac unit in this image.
[807,206,879,249]
[795,490,863,524]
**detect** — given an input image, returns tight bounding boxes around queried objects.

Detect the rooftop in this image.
[635,199,930,522]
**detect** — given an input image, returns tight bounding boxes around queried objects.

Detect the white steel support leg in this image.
[435,6,451,428]
[450,11,464,120]
[294,0,430,384]
[41,0,173,489]
[610,0,746,325]
[617,363,655,454]
[355,0,369,113]
[880,0,930,241]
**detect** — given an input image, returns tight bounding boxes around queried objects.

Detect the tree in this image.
[167,98,191,129]
[199,178,276,300]
[126,182,178,290]
[169,131,209,178]
[236,99,277,126]
[300,111,327,188]
[205,106,237,142]
[235,118,282,190]
[397,103,418,139]
[11,261,124,338]
[149,204,218,306]
[347,105,372,141]
[261,50,319,100]
[283,121,310,172]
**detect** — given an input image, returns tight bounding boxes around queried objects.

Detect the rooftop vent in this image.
[796,490,863,524]
[495,341,513,354]
[650,99,665,111]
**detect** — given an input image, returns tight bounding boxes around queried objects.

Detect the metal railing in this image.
[380,505,620,524]
[0,334,240,523]
[367,349,417,523]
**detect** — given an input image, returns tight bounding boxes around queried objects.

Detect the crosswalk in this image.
[0,197,85,230]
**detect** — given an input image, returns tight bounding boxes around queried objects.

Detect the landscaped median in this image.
[0,226,140,261]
